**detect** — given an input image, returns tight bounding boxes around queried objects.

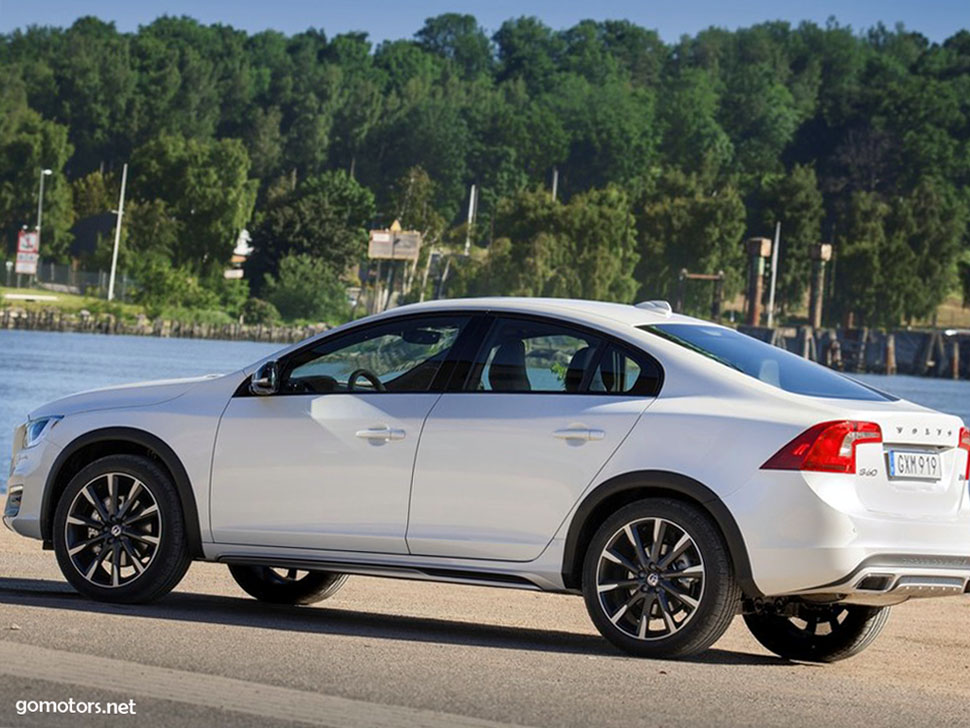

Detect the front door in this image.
[210,314,471,554]
[406,316,661,561]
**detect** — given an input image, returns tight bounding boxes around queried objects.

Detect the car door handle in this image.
[355,427,406,442]
[553,428,605,442]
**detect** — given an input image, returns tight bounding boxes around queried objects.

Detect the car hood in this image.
[28,374,226,419]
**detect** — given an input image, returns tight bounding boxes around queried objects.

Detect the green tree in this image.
[130,133,256,271]
[634,169,747,311]
[751,164,824,313]
[246,170,376,291]
[263,253,350,323]
[0,71,74,260]
[415,14,493,78]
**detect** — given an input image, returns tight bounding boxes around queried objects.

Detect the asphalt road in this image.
[0,527,968,728]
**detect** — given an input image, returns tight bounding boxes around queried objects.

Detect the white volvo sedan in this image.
[6,298,970,661]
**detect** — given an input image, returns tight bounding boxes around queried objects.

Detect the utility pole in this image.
[107,163,128,302]
[766,222,781,328]
[551,167,559,201]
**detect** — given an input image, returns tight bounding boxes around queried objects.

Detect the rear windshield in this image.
[641,324,895,402]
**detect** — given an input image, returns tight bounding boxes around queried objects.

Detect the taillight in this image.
[959,427,970,481]
[761,421,883,474]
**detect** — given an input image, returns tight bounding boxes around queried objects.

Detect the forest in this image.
[2,13,970,326]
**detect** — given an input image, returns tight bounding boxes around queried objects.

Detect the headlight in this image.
[23,416,62,449]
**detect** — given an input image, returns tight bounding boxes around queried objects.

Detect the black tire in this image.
[228,565,348,605]
[52,454,191,604]
[582,498,740,659]
[744,603,890,662]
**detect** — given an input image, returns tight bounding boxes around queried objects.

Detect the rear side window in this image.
[643,324,894,401]
[589,344,662,396]
[464,317,662,396]
[467,318,602,393]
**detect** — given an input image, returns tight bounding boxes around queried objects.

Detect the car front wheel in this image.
[52,454,191,603]
[743,603,890,662]
[228,565,348,605]
[582,498,740,659]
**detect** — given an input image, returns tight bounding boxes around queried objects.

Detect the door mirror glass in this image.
[250,361,279,396]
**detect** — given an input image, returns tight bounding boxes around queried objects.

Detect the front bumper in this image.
[4,438,61,540]
[724,470,970,600]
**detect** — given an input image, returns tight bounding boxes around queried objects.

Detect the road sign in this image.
[368,229,421,261]
[15,230,40,275]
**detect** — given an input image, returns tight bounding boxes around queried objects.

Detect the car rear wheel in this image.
[582,498,740,659]
[52,454,191,603]
[744,603,890,662]
[228,565,348,605]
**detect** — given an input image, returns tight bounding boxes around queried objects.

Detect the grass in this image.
[0,286,144,317]
[926,294,970,329]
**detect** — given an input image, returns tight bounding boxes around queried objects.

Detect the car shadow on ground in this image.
[0,576,790,666]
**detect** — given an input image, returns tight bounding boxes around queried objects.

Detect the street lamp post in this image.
[36,168,52,243]
[35,168,52,286]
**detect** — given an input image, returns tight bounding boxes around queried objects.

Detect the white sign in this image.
[15,231,39,274]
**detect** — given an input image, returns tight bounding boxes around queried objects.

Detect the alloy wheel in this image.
[595,517,705,641]
[63,472,162,588]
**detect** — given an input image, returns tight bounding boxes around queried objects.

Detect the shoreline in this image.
[0,307,327,345]
[3,307,969,380]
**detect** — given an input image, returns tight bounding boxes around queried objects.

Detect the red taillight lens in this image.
[762,421,883,474]
[959,427,970,481]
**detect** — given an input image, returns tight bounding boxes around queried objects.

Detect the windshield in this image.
[642,324,895,402]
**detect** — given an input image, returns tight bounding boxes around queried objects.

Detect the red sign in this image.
[15,230,39,275]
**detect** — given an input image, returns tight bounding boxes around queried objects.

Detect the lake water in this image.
[2,330,969,482]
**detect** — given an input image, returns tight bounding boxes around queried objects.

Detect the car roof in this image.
[387,297,703,328]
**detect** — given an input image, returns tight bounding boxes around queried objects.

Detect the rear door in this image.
[406,315,662,561]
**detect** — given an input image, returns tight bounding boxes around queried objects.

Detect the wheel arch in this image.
[41,427,203,558]
[561,470,761,598]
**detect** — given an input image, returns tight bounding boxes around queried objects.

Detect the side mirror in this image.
[250,361,279,396]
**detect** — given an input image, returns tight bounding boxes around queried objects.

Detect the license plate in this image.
[888,450,942,480]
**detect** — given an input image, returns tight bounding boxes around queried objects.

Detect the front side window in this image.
[643,323,894,401]
[466,318,603,393]
[281,316,470,394]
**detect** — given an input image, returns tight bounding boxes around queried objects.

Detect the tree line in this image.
[2,13,970,326]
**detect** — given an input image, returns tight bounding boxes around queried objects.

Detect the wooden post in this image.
[746,238,772,326]
[809,243,832,329]
[885,333,897,375]
[951,338,960,380]
[711,270,724,320]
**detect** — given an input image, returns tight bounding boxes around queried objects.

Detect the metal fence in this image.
[3,259,137,303]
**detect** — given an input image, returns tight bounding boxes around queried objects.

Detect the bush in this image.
[240,298,282,325]
[132,260,220,317]
[157,307,235,326]
[263,254,350,324]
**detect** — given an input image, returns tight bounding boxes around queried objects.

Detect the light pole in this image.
[36,168,52,245]
[107,163,128,302]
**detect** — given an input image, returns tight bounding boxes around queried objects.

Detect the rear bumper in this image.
[796,554,970,606]
[724,470,970,598]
